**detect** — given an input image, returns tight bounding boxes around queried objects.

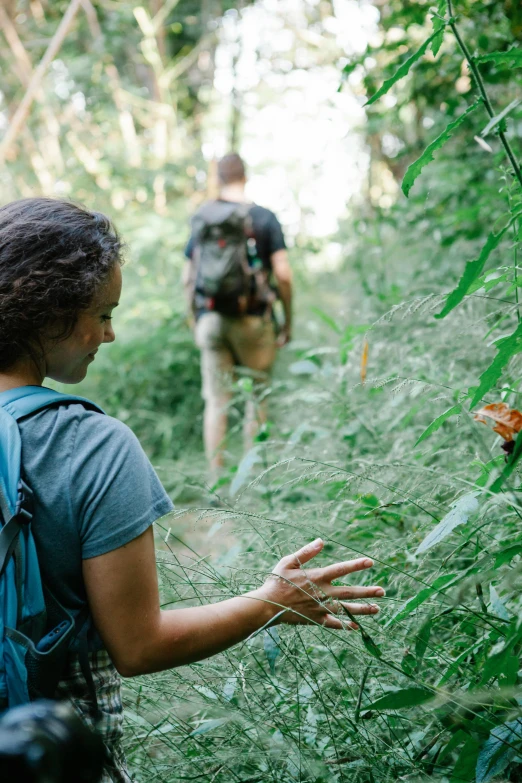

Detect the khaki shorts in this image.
[195,312,276,401]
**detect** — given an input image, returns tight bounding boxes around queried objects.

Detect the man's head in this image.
[217,153,246,186]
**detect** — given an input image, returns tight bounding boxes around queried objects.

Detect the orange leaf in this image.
[361,340,369,385]
[474,402,522,442]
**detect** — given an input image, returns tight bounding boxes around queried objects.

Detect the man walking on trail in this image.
[184,153,293,487]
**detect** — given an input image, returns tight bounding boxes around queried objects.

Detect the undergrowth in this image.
[95,4,522,781]
[122,270,522,782]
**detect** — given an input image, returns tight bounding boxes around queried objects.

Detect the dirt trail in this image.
[155,505,239,562]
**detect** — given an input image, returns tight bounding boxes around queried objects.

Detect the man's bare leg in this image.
[205,394,230,487]
[243,395,267,453]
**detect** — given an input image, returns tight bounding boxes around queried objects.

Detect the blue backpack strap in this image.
[0,386,104,713]
[0,388,104,579]
[0,386,104,421]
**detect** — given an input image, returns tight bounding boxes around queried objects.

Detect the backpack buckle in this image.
[15,479,34,523]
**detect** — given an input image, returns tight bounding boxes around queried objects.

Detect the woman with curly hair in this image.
[0,198,384,782]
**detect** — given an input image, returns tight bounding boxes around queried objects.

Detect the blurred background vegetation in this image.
[3,1,522,781]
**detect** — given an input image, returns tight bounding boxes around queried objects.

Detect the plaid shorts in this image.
[56,650,133,783]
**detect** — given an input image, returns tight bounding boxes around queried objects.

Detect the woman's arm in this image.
[83,527,384,677]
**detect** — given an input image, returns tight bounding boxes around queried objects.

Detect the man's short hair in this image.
[217,153,246,185]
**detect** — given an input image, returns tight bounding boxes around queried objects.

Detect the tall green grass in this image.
[83,5,522,778]
[113,222,522,782]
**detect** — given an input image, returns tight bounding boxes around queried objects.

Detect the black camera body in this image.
[0,700,105,783]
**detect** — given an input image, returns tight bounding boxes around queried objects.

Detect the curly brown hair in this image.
[0,197,123,372]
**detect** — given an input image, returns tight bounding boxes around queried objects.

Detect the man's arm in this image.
[182,261,194,324]
[83,527,383,677]
[271,249,292,346]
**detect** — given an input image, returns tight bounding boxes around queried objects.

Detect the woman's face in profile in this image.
[43,264,122,384]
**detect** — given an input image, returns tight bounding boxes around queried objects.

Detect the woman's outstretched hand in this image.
[85,529,385,677]
[257,538,384,629]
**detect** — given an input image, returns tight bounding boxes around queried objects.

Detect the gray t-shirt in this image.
[19,402,174,650]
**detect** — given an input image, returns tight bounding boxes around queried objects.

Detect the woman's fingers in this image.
[319,557,374,582]
[329,584,385,600]
[322,614,359,631]
[280,538,324,569]
[317,600,380,616]
[341,602,380,616]
[272,543,384,631]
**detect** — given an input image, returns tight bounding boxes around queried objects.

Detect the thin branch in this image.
[80,0,142,166]
[0,3,64,173]
[152,0,182,33]
[0,3,34,81]
[0,0,83,164]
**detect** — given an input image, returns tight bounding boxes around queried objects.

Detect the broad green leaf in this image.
[264,627,280,675]
[189,718,228,737]
[494,543,522,568]
[436,221,512,319]
[480,637,518,685]
[415,404,461,446]
[481,98,521,137]
[345,599,382,657]
[366,687,434,711]
[359,493,380,508]
[438,645,478,686]
[482,271,511,292]
[431,28,445,57]
[451,736,480,783]
[366,31,440,106]
[145,721,178,738]
[342,61,359,76]
[431,0,447,57]
[476,49,522,69]
[289,359,319,376]
[499,654,519,687]
[402,101,482,197]
[491,429,522,492]
[361,630,383,659]
[489,584,510,620]
[223,677,237,702]
[468,320,522,408]
[439,729,467,764]
[474,455,505,488]
[415,619,432,665]
[476,719,522,783]
[193,684,218,700]
[229,446,262,497]
[387,573,455,626]
[416,494,479,554]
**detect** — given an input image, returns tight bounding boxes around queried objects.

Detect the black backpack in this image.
[190,200,275,317]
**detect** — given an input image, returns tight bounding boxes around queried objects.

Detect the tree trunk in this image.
[0,0,83,164]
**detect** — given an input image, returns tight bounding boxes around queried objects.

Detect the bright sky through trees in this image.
[204,0,378,244]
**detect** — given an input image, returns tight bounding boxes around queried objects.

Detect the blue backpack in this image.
[0,386,103,712]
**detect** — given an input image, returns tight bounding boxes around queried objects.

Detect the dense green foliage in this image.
[3,0,522,781]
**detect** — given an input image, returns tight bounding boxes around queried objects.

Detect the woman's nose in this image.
[104,323,116,343]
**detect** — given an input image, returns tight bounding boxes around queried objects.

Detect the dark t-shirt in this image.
[19,403,174,651]
[184,201,286,271]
